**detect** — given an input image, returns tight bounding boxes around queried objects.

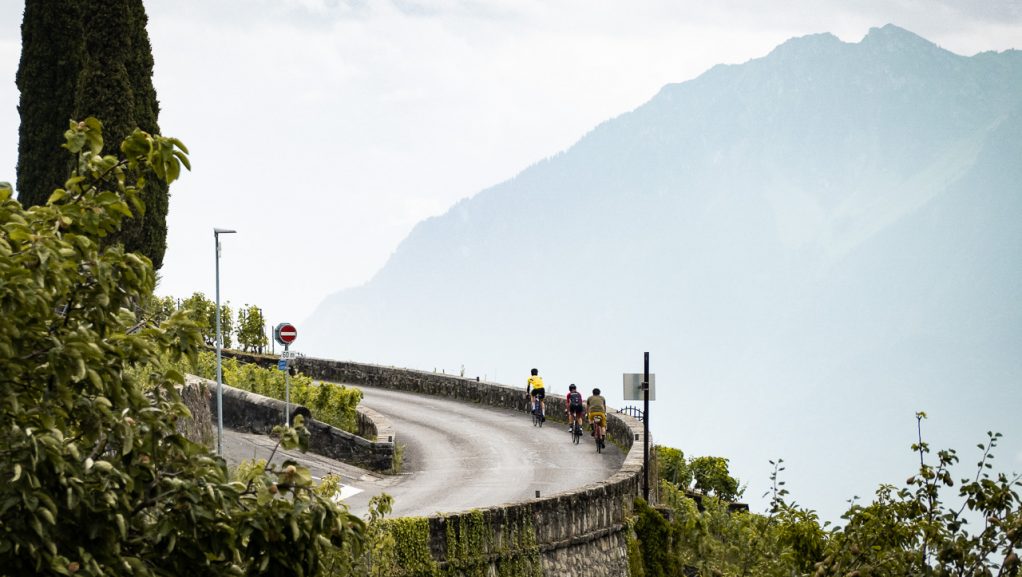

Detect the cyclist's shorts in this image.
[569,403,585,415]
[589,412,606,426]
[531,387,545,400]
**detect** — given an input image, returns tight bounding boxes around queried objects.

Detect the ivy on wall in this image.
[343,508,542,577]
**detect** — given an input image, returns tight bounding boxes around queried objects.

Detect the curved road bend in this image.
[223,384,624,518]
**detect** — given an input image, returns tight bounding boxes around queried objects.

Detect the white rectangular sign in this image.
[623,373,656,401]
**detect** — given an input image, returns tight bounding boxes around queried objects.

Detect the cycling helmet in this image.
[569,384,576,390]
[593,387,601,395]
[531,368,538,376]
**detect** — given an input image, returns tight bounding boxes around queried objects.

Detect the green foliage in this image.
[382,517,439,576]
[233,458,269,484]
[815,416,1022,577]
[324,505,541,577]
[657,445,693,490]
[185,351,363,433]
[634,420,1022,577]
[142,293,178,327]
[659,482,793,577]
[238,304,269,353]
[444,510,492,576]
[625,517,646,577]
[179,292,233,348]
[657,445,741,502]
[0,121,365,575]
[632,499,677,577]
[17,0,171,269]
[362,495,399,577]
[15,0,82,208]
[219,303,234,349]
[773,502,827,573]
[690,456,742,501]
[181,292,216,345]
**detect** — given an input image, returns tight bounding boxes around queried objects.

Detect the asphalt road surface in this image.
[222,384,624,518]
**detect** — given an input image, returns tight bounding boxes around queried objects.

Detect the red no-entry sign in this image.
[274,322,298,346]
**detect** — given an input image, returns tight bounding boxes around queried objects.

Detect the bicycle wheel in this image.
[572,423,581,444]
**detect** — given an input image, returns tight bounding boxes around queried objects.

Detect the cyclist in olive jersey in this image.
[586,387,607,449]
[525,368,546,422]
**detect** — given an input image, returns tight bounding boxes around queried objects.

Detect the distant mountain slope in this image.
[305,25,1022,519]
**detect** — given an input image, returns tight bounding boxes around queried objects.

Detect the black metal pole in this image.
[643,351,650,503]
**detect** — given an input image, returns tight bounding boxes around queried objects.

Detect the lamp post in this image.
[214,228,236,456]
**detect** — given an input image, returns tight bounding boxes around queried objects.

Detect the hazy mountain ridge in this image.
[306,25,1022,518]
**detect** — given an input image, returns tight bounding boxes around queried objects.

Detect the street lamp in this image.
[214,228,236,456]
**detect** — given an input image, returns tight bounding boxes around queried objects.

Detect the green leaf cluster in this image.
[655,446,741,502]
[179,292,231,349]
[158,295,268,354]
[635,424,1021,577]
[0,121,365,576]
[237,304,269,353]
[815,420,1022,577]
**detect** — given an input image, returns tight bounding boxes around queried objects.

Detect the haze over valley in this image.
[304,25,1022,520]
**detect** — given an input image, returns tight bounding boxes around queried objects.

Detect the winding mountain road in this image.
[223,384,624,518]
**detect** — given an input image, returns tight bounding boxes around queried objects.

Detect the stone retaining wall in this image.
[221,351,648,577]
[197,373,395,471]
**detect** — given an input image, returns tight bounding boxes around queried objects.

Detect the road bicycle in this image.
[591,414,606,453]
[529,395,544,427]
[571,421,582,444]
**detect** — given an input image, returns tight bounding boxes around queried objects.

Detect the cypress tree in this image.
[16,0,170,270]
[74,0,169,269]
[15,0,84,208]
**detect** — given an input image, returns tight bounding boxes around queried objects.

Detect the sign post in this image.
[623,355,655,503]
[643,352,650,503]
[274,323,298,426]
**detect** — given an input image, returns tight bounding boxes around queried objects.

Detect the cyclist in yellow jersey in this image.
[525,368,546,422]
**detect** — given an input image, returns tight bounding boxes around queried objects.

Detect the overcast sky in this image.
[0,0,1019,338]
